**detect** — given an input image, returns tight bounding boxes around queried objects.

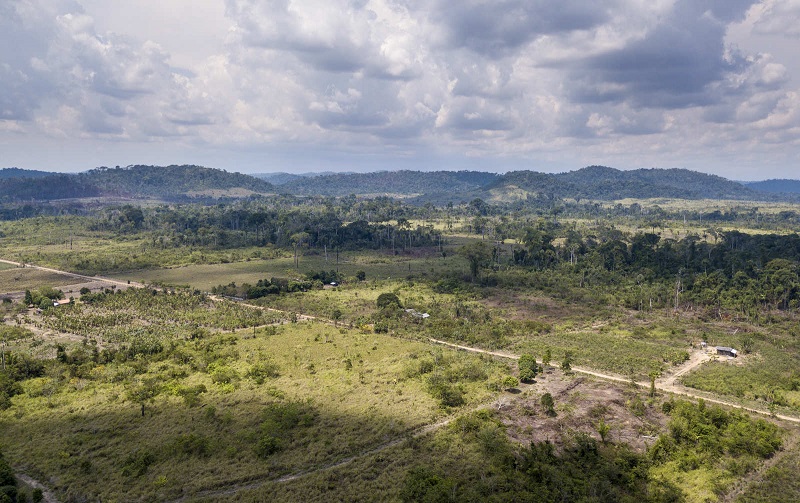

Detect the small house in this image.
[715,346,738,358]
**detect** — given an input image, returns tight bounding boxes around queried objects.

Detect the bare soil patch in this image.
[498,373,668,452]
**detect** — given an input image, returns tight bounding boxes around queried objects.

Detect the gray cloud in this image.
[564,0,758,109]
[2,0,800,178]
[428,0,616,57]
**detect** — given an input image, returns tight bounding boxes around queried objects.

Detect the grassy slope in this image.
[0,320,508,502]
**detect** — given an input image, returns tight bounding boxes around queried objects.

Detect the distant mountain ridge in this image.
[1,164,797,203]
[0,165,273,202]
[279,170,500,196]
[252,171,350,185]
[278,166,774,202]
[85,165,273,198]
[743,179,800,194]
[0,168,54,179]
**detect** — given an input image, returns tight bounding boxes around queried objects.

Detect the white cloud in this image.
[751,0,800,37]
[2,0,800,177]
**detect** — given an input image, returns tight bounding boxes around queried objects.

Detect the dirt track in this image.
[429,338,800,424]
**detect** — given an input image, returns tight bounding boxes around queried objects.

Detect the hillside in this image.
[253,171,346,185]
[279,170,500,196]
[744,179,800,194]
[0,165,274,202]
[84,165,274,199]
[0,168,55,179]
[0,174,100,203]
[555,166,763,200]
[276,166,782,202]
[479,166,770,202]
[2,165,794,204]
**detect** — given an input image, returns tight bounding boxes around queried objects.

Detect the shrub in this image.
[121,449,155,477]
[168,434,211,458]
[376,292,402,309]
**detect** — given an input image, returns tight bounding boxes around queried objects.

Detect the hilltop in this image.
[278,170,500,196]
[0,168,54,180]
[744,179,800,194]
[1,164,796,204]
[276,166,777,202]
[0,165,274,202]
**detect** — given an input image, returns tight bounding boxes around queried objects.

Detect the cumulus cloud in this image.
[2,0,800,176]
[564,0,757,109]
[752,0,800,37]
[426,0,617,57]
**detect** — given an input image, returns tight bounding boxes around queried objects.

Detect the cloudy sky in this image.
[1,0,799,179]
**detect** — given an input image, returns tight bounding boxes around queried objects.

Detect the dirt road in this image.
[429,338,800,424]
[0,258,145,290]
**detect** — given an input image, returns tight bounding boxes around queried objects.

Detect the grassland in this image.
[108,249,466,291]
[1,318,510,502]
[0,266,85,295]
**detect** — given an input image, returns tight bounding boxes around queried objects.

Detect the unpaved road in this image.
[429,338,800,424]
[0,258,145,290]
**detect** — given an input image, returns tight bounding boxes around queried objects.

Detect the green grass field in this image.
[0,318,510,502]
[108,250,467,290]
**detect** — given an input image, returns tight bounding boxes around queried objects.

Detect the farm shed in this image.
[715,346,738,358]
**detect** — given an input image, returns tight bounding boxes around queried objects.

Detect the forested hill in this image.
[253,171,345,185]
[278,166,775,201]
[555,166,761,200]
[84,165,274,198]
[1,164,794,203]
[279,170,500,196]
[476,166,768,201]
[743,179,800,194]
[0,167,54,179]
[0,165,274,202]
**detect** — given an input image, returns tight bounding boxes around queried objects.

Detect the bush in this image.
[168,434,211,458]
[427,376,465,408]
[246,361,280,384]
[255,401,316,458]
[400,466,455,503]
[502,376,519,390]
[376,292,402,310]
[121,449,155,477]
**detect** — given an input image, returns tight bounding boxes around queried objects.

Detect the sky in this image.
[1,0,800,180]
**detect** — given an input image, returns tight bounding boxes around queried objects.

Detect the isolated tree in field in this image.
[331,308,342,326]
[376,292,402,310]
[561,351,574,374]
[518,354,537,382]
[542,348,551,367]
[649,370,659,398]
[596,418,611,444]
[541,392,555,416]
[290,232,310,268]
[458,241,492,280]
[128,378,161,417]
